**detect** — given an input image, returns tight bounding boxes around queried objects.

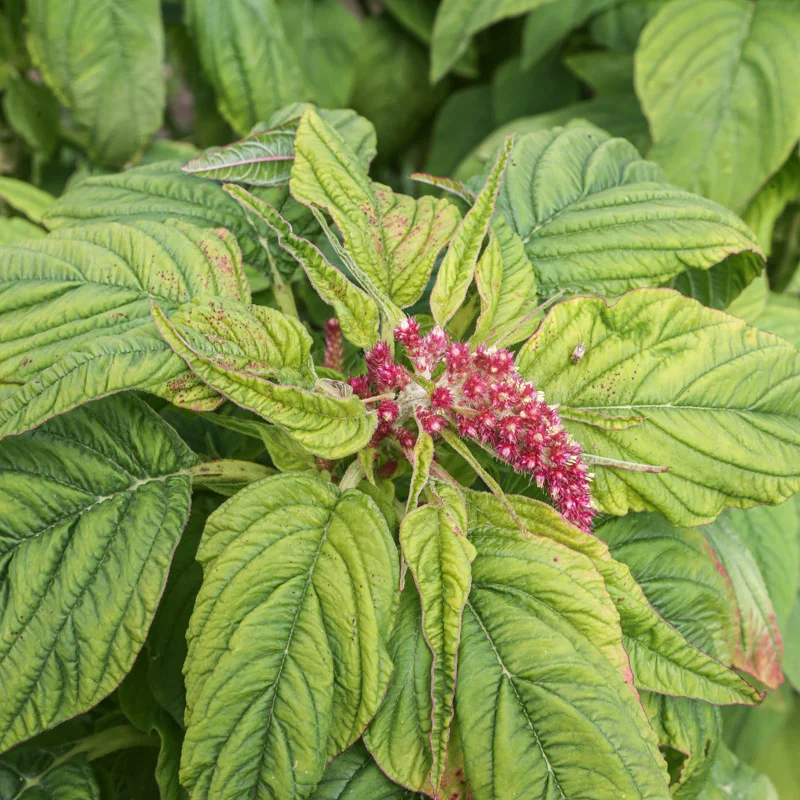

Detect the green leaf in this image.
[119,658,183,800]
[752,293,800,350]
[0,394,196,751]
[697,744,778,800]
[186,0,305,136]
[670,255,763,310]
[399,487,475,793]
[431,136,512,327]
[0,748,100,799]
[43,158,309,276]
[146,494,220,726]
[636,0,800,213]
[351,18,444,158]
[309,741,421,800]
[225,185,379,348]
[2,75,59,157]
[495,126,763,296]
[0,220,249,439]
[156,296,316,388]
[469,493,760,706]
[455,524,670,799]
[181,474,398,800]
[518,289,800,525]
[702,517,784,690]
[279,0,361,110]
[716,504,800,632]
[564,50,637,95]
[430,0,557,82]
[471,215,539,347]
[742,155,800,254]
[363,581,433,793]
[642,693,721,799]
[407,431,435,513]
[0,175,55,224]
[291,109,461,311]
[182,108,376,188]
[153,304,374,459]
[27,0,165,167]
[0,218,46,244]
[521,0,621,69]
[598,513,740,666]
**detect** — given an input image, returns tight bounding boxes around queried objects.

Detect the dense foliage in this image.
[1,1,800,798]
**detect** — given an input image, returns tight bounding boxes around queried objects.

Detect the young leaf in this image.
[0,220,250,439]
[156,296,317,388]
[456,524,671,799]
[703,518,784,690]
[310,741,422,800]
[0,175,55,223]
[636,0,800,212]
[641,693,721,799]
[225,185,379,348]
[182,108,376,188]
[518,289,800,525]
[364,581,434,793]
[185,0,305,135]
[469,493,761,706]
[0,748,101,798]
[26,0,166,166]
[181,474,399,800]
[496,126,764,296]
[406,430,435,513]
[430,135,512,327]
[0,394,197,752]
[42,159,309,275]
[152,304,374,459]
[400,487,475,793]
[470,215,539,347]
[291,109,461,310]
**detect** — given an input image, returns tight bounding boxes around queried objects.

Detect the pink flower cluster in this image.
[349,318,595,531]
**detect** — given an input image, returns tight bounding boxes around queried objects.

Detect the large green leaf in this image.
[518,289,800,525]
[0,394,196,752]
[26,0,165,166]
[703,517,784,690]
[225,185,379,348]
[42,159,309,275]
[0,748,100,799]
[742,155,800,254]
[0,218,46,245]
[0,220,250,439]
[309,742,421,800]
[431,136,511,327]
[670,256,763,311]
[291,110,461,312]
[494,126,763,296]
[397,488,474,793]
[2,75,59,157]
[152,304,374,459]
[456,524,671,799]
[697,744,778,800]
[470,215,539,347]
[186,0,305,136]
[598,513,740,665]
[469,493,760,705]
[181,474,398,800]
[636,0,800,213]
[430,0,556,82]
[642,693,721,800]
[182,107,376,188]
